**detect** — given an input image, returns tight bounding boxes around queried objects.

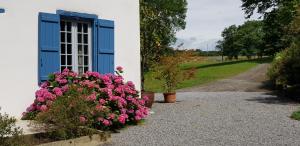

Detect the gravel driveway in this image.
[105,64,300,146]
[106,92,300,146]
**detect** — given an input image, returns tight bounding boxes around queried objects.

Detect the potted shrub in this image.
[155,52,194,103]
[141,91,155,108]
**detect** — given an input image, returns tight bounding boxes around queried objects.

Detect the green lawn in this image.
[144,57,272,93]
[291,110,300,121]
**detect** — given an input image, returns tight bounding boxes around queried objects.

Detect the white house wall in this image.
[0,0,140,117]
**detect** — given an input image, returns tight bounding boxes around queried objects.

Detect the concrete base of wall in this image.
[16,120,111,146]
[37,134,111,146]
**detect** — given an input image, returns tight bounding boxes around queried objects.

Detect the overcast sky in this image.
[175,0,260,50]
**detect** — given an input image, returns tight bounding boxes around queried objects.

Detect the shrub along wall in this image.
[22,67,149,139]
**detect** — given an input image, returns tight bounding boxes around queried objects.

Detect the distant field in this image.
[144,57,272,93]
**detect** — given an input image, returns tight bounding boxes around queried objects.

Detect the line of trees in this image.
[240,0,300,93]
[217,20,264,60]
[218,0,300,60]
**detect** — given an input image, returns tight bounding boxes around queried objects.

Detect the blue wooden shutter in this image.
[38,13,60,83]
[95,19,115,74]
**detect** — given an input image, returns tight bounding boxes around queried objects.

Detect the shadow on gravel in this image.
[154,100,183,104]
[246,92,300,105]
[257,80,274,91]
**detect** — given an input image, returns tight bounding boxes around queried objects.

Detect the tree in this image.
[237,21,265,58]
[241,0,300,55]
[216,40,224,61]
[140,0,188,90]
[218,21,264,59]
[219,25,240,59]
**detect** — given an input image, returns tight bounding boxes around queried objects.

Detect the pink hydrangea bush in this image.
[22,67,149,130]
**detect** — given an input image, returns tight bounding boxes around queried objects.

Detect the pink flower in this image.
[116,66,123,72]
[23,67,150,125]
[69,72,77,77]
[108,114,115,120]
[135,115,141,121]
[83,71,99,79]
[99,99,106,105]
[121,109,127,114]
[102,119,110,126]
[87,92,97,101]
[61,85,69,92]
[56,77,68,84]
[114,76,123,84]
[107,84,115,89]
[100,75,112,85]
[36,97,45,102]
[96,104,103,111]
[142,95,149,101]
[53,87,63,96]
[114,87,123,94]
[118,114,126,124]
[79,116,87,123]
[40,105,48,112]
[26,104,36,112]
[126,81,135,88]
[97,117,104,122]
[40,82,49,88]
[128,109,134,114]
[63,68,70,73]
[139,99,145,105]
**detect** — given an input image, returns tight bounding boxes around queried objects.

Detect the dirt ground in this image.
[178,63,271,92]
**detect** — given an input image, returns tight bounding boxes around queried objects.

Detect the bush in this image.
[0,108,24,146]
[154,52,194,93]
[267,42,300,89]
[22,67,149,139]
[291,110,300,121]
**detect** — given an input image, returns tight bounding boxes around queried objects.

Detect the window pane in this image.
[61,33,65,42]
[78,55,83,65]
[84,34,88,44]
[78,45,83,54]
[78,67,83,75]
[67,66,72,71]
[67,33,72,43]
[67,22,71,32]
[84,67,89,72]
[67,55,72,65]
[78,34,82,43]
[83,24,88,33]
[61,66,66,71]
[61,44,65,54]
[78,23,82,32]
[60,21,65,31]
[67,44,72,54]
[84,45,88,55]
[61,55,66,65]
[84,56,88,65]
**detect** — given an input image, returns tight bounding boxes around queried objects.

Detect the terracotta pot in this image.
[163,92,176,103]
[141,91,155,108]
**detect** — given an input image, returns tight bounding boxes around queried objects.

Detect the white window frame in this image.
[60,19,92,75]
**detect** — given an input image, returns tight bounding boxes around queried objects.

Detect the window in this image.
[38,11,115,83]
[60,20,92,75]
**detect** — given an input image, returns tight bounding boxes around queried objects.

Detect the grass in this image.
[291,110,300,121]
[144,57,272,93]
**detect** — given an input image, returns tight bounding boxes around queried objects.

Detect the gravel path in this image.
[105,63,300,146]
[178,63,271,92]
[105,92,300,146]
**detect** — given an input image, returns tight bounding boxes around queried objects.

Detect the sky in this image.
[175,0,260,50]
